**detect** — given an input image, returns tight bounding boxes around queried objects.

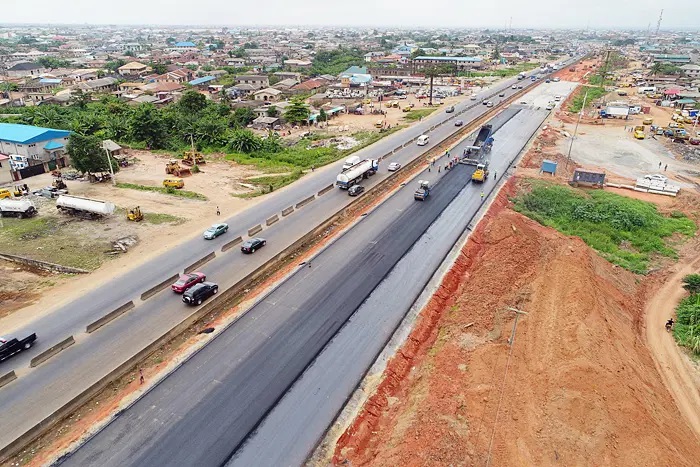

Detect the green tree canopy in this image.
[284,98,311,125]
[178,90,208,114]
[66,133,119,174]
[683,274,700,295]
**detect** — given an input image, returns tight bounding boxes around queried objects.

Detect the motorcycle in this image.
[665,319,674,332]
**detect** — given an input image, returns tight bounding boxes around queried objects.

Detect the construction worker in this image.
[494,171,497,180]
[480,191,485,202]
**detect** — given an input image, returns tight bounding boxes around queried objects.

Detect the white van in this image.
[416,135,429,146]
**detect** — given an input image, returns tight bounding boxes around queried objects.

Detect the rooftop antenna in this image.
[655,9,663,37]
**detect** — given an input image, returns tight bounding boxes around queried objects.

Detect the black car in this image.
[348,185,365,196]
[454,120,464,127]
[0,334,37,361]
[182,282,218,306]
[241,237,266,253]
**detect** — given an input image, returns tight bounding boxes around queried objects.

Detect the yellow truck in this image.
[0,188,12,199]
[471,163,489,183]
[642,117,653,125]
[163,177,184,189]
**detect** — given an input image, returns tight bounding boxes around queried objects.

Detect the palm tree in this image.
[423,66,441,106]
[650,62,663,76]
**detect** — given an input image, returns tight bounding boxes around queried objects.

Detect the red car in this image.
[171,272,206,293]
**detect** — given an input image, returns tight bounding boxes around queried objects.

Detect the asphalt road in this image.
[228,107,551,466]
[60,106,547,466]
[0,57,581,453]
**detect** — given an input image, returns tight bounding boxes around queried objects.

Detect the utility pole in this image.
[566,89,588,169]
[104,147,116,186]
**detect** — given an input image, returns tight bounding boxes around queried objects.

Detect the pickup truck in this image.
[0,334,37,361]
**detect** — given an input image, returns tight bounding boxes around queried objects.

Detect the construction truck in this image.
[414,180,430,201]
[182,150,205,166]
[166,160,191,177]
[471,163,489,183]
[462,124,493,160]
[56,195,115,219]
[127,206,144,222]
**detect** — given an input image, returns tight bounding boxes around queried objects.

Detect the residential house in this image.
[251,116,280,130]
[173,41,198,52]
[273,78,299,90]
[254,87,283,101]
[75,77,118,93]
[20,78,62,93]
[152,68,192,83]
[0,123,71,177]
[283,59,312,70]
[226,58,246,67]
[230,83,257,97]
[680,64,700,79]
[291,78,327,93]
[117,61,150,77]
[0,154,12,185]
[364,51,385,62]
[274,71,301,81]
[189,76,217,88]
[142,81,185,95]
[411,56,484,72]
[235,75,269,89]
[6,62,46,78]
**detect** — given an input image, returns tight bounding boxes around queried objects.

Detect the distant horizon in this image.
[1,0,699,31]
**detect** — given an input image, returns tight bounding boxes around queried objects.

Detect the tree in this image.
[70,89,92,109]
[105,59,127,72]
[150,62,168,74]
[129,104,167,149]
[229,130,262,153]
[422,66,448,106]
[650,62,663,76]
[284,98,310,125]
[410,48,425,59]
[67,133,119,174]
[318,108,327,122]
[683,274,700,295]
[125,50,135,57]
[230,107,255,127]
[178,90,208,114]
[267,106,279,118]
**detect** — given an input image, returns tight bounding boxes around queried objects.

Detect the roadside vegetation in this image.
[459,61,539,78]
[116,182,207,200]
[568,85,608,113]
[674,274,700,356]
[403,109,436,121]
[0,217,108,270]
[514,182,696,274]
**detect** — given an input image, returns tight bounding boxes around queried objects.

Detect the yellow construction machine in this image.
[127,206,144,222]
[471,163,489,183]
[182,150,205,166]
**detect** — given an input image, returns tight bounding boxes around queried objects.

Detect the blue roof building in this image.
[0,123,71,176]
[175,41,197,48]
[189,76,216,86]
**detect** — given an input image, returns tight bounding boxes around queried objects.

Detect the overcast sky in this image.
[2,1,699,30]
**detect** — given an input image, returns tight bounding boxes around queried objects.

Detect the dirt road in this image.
[646,252,700,441]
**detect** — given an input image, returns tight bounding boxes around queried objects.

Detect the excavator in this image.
[181,136,205,167]
[165,159,191,177]
[127,206,144,222]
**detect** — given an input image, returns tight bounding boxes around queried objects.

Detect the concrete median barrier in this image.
[0,371,17,389]
[221,236,243,252]
[86,301,135,334]
[266,215,279,227]
[248,225,263,237]
[317,184,334,196]
[184,252,216,274]
[29,336,75,368]
[140,273,179,301]
[282,206,294,217]
[393,146,402,153]
[295,195,315,209]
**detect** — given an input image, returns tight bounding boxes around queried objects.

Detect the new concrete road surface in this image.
[60,106,549,467]
[228,107,551,467]
[0,57,580,454]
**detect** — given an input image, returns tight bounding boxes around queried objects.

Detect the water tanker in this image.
[0,199,37,218]
[336,159,379,189]
[56,195,115,218]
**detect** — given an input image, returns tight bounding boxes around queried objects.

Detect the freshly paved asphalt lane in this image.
[0,57,580,452]
[60,107,539,467]
[229,107,551,467]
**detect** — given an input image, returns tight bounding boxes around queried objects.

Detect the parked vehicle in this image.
[643,117,654,125]
[182,282,218,306]
[0,334,37,361]
[336,159,379,189]
[553,77,561,82]
[241,237,266,253]
[454,120,464,127]
[0,188,11,199]
[416,135,430,146]
[348,184,365,196]
[171,272,207,293]
[163,177,184,189]
[56,195,115,219]
[0,199,37,218]
[388,162,401,171]
[569,169,605,188]
[634,129,645,140]
[203,223,229,240]
[414,180,430,201]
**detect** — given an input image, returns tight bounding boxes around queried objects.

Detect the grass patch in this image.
[116,182,207,200]
[459,62,540,78]
[673,293,700,356]
[404,108,436,121]
[233,170,305,198]
[0,217,109,270]
[513,182,696,274]
[568,85,608,113]
[142,212,186,225]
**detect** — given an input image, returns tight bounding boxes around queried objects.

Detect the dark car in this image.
[171,272,206,293]
[241,237,266,253]
[0,334,37,361]
[182,282,218,306]
[454,120,464,127]
[348,185,365,196]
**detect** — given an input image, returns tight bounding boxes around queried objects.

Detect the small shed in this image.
[252,116,279,130]
[101,139,123,156]
[570,169,605,188]
[541,159,557,175]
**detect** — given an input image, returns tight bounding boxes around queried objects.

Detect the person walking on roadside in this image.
[438,166,441,173]
[311,165,315,172]
[216,206,220,216]
[664,164,668,171]
[139,369,145,385]
[494,171,497,180]
[658,161,662,169]
[480,191,485,202]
